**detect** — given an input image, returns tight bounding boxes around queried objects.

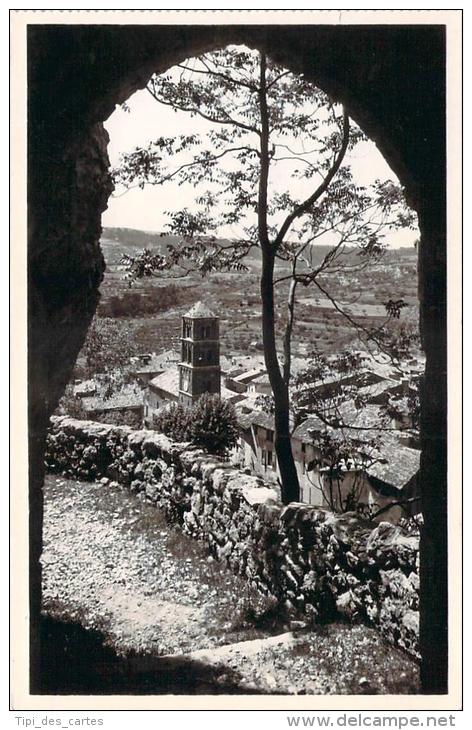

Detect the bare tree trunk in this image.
[283,275,297,386]
[260,249,300,503]
[255,51,300,504]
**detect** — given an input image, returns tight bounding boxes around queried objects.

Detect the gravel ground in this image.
[42,475,419,694]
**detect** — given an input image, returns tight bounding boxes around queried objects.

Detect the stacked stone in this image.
[45,418,119,480]
[45,416,419,657]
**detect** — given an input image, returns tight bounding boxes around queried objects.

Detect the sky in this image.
[102,55,418,249]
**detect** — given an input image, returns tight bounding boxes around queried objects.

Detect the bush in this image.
[98,285,181,318]
[190,393,239,453]
[152,402,191,443]
[153,394,239,454]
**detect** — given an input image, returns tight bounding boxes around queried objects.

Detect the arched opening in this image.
[27,24,447,695]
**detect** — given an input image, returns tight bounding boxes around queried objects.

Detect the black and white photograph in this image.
[10,8,462,711]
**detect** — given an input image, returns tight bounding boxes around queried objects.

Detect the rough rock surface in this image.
[42,474,419,694]
[45,417,420,657]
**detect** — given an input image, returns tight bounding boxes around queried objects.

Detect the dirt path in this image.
[42,475,419,694]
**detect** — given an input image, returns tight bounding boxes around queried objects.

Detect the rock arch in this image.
[27,24,447,693]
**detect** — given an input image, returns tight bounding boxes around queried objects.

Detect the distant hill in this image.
[102,227,182,250]
[100,227,181,266]
[101,226,416,271]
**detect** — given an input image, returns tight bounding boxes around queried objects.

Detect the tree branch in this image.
[266,70,291,90]
[274,110,350,248]
[197,58,257,91]
[371,496,421,520]
[147,85,260,135]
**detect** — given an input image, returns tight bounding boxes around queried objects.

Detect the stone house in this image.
[233,410,280,491]
[246,374,272,395]
[129,350,179,385]
[233,398,421,523]
[224,367,267,394]
[291,405,421,522]
[145,367,181,424]
[81,390,144,426]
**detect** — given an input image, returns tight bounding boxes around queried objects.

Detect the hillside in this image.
[96,226,419,361]
[101,226,417,273]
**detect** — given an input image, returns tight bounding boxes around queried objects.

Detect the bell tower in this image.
[179,301,221,407]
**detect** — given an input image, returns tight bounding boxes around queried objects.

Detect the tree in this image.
[153,394,239,455]
[81,317,136,379]
[152,402,191,443]
[304,427,386,517]
[60,317,139,420]
[113,46,415,504]
[189,393,239,453]
[56,384,88,419]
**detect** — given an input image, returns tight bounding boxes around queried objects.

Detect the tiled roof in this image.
[130,350,179,374]
[237,412,255,430]
[337,402,391,435]
[292,402,387,442]
[82,391,143,412]
[234,392,263,411]
[220,386,245,404]
[149,367,180,397]
[356,379,400,400]
[184,301,216,318]
[367,441,420,490]
[292,415,326,442]
[233,368,267,383]
[250,374,271,385]
[240,410,275,431]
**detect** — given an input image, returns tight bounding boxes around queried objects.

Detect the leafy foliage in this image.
[113,47,413,295]
[82,317,135,378]
[305,427,385,515]
[98,285,182,318]
[113,46,417,503]
[56,385,88,420]
[152,402,190,443]
[153,394,239,454]
[292,350,372,424]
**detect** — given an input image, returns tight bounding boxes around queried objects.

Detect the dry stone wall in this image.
[45,416,420,658]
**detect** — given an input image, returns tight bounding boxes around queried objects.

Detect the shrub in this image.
[153,402,191,443]
[189,393,239,454]
[153,394,239,454]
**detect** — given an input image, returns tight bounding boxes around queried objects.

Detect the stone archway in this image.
[27,23,447,693]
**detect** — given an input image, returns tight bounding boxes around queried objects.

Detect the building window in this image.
[266,429,274,442]
[182,342,191,363]
[181,370,190,392]
[200,324,215,339]
[267,450,273,467]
